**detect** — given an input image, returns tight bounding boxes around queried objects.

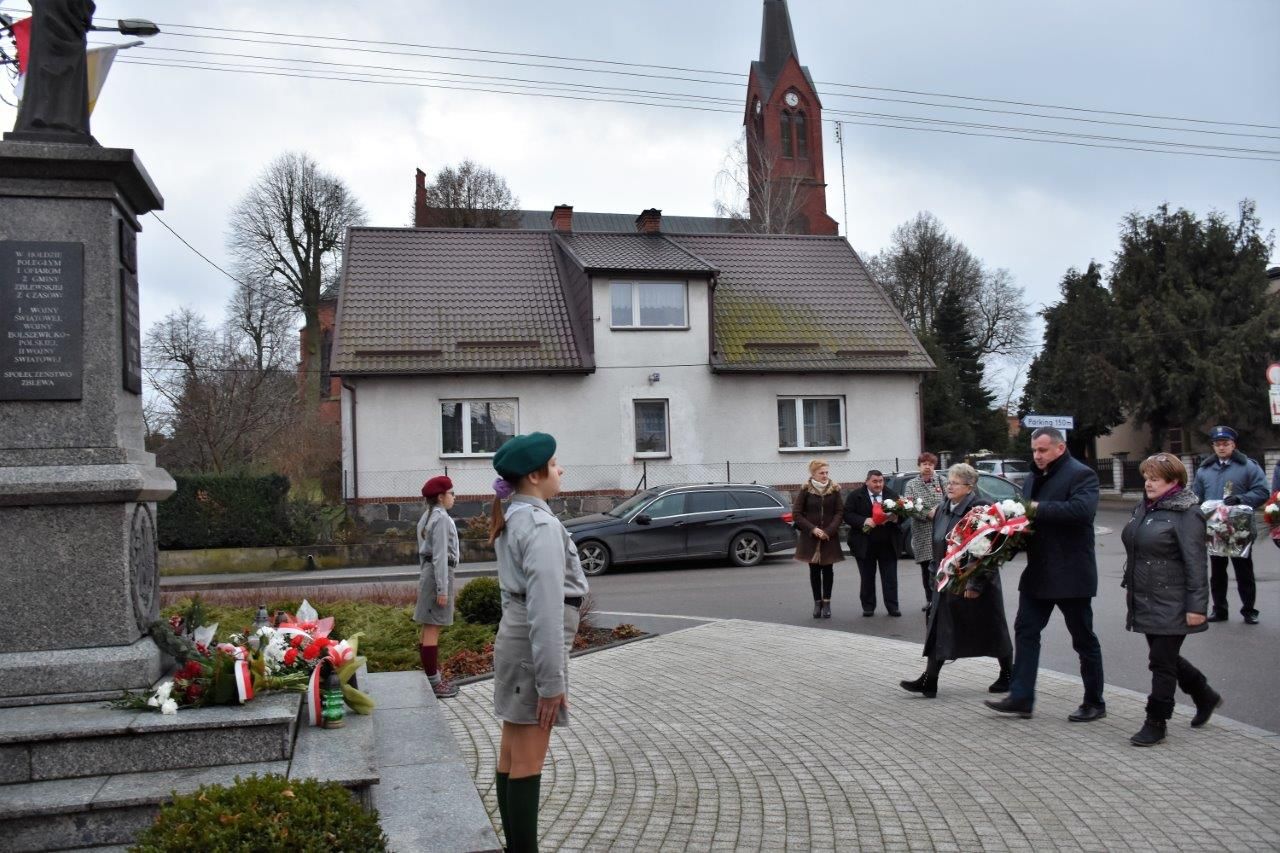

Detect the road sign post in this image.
[1022,414,1075,432]
[1270,385,1280,426]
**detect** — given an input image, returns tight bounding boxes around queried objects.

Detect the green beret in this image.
[493,432,556,480]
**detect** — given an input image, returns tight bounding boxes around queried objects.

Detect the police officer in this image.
[1190,425,1268,624]
[487,433,588,853]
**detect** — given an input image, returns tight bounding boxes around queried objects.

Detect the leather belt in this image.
[510,592,583,609]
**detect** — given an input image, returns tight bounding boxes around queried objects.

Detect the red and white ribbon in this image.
[306,665,323,726]
[233,660,254,703]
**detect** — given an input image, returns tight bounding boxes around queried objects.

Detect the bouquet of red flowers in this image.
[1262,491,1280,541]
[935,500,1033,595]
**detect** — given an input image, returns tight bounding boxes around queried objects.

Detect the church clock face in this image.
[784,91,799,107]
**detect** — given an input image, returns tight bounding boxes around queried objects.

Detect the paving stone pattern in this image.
[443,619,1280,852]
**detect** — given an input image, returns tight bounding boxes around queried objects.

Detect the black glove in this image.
[1222,496,1242,506]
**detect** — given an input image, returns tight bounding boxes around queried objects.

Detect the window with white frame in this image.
[610,281,687,328]
[440,399,517,456]
[777,396,845,450]
[634,399,670,457]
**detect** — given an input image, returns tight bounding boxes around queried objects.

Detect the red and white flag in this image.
[7,16,31,100]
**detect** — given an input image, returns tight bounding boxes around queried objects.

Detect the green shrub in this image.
[457,577,502,625]
[158,473,302,550]
[129,773,387,852]
[440,621,496,659]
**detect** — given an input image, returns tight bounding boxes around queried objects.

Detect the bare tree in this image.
[227,151,366,405]
[866,211,1029,358]
[144,307,297,473]
[226,280,295,374]
[420,160,520,228]
[714,128,808,234]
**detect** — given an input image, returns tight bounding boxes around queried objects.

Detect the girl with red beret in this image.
[415,475,459,698]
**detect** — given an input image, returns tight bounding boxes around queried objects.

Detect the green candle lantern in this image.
[321,660,345,729]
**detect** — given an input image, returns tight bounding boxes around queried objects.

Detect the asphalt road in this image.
[585,506,1280,733]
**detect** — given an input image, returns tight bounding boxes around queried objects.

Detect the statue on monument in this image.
[10,0,97,143]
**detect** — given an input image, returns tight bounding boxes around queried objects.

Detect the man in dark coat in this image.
[985,427,1106,721]
[844,469,903,617]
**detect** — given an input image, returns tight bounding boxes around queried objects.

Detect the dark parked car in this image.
[563,483,795,576]
[884,471,1023,559]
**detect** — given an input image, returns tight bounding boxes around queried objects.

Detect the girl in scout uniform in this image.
[415,475,459,699]
[487,433,588,853]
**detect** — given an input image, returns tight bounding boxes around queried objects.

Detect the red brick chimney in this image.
[636,208,662,234]
[414,167,428,227]
[552,204,573,233]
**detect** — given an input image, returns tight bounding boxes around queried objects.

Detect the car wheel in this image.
[729,531,765,567]
[577,540,611,576]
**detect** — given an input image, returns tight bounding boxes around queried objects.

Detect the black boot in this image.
[1191,687,1223,728]
[988,660,1012,693]
[1130,718,1166,747]
[899,672,938,698]
[1130,697,1174,747]
[813,601,822,619]
[821,600,831,619]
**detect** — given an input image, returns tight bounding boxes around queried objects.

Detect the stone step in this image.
[0,686,380,852]
[0,692,299,783]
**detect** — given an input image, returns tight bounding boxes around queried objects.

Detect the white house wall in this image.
[341,276,924,498]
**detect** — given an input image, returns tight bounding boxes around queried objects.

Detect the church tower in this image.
[744,0,839,235]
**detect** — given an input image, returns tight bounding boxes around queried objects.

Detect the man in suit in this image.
[844,469,902,617]
[986,427,1106,722]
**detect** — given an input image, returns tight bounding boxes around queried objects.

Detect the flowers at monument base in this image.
[112,599,374,721]
[935,501,1033,595]
[880,497,928,520]
[1201,500,1256,557]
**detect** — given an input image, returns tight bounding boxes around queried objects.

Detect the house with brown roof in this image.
[330,207,933,502]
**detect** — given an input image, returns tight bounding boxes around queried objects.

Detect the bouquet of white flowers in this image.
[1201,500,1255,558]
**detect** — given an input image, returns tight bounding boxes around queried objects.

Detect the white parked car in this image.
[974,458,1032,488]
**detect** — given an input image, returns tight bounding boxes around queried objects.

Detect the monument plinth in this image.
[0,140,175,704]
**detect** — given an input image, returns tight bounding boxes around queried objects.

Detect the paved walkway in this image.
[442,620,1280,852]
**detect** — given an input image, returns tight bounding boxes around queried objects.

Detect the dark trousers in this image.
[854,542,898,612]
[809,563,834,600]
[1209,555,1257,615]
[1145,634,1208,718]
[1009,593,1105,707]
[918,561,934,605]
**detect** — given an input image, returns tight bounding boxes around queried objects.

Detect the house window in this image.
[634,399,670,457]
[1166,427,1185,455]
[777,396,845,450]
[610,281,687,328]
[781,112,793,158]
[794,111,808,159]
[441,399,517,456]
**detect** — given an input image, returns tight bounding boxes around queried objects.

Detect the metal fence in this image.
[346,457,909,501]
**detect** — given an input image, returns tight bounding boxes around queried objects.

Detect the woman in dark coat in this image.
[793,459,845,619]
[900,463,1012,697]
[1121,453,1221,746]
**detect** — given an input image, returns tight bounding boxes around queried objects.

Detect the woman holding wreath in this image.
[900,463,1012,698]
[793,459,845,619]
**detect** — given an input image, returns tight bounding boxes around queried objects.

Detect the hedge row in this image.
[157,473,302,550]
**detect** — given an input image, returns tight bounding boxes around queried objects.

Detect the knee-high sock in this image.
[495,771,512,846]
[505,773,542,852]
[419,644,439,678]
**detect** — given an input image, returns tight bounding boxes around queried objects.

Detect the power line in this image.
[114,58,1280,163]
[122,43,1280,140]
[123,15,1280,132]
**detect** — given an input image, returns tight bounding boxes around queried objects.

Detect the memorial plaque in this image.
[120,269,142,394]
[0,241,84,400]
[118,218,137,273]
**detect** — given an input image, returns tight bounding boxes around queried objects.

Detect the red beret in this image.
[422,476,453,498]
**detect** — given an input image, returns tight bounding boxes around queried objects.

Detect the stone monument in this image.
[0,0,173,706]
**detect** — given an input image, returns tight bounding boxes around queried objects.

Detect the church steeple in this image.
[758,0,799,80]
[745,0,838,235]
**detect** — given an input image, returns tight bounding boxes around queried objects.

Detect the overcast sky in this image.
[3,0,1277,388]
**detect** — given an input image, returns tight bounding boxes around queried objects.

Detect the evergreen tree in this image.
[1110,201,1278,449]
[1021,262,1124,461]
[924,289,1007,455]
